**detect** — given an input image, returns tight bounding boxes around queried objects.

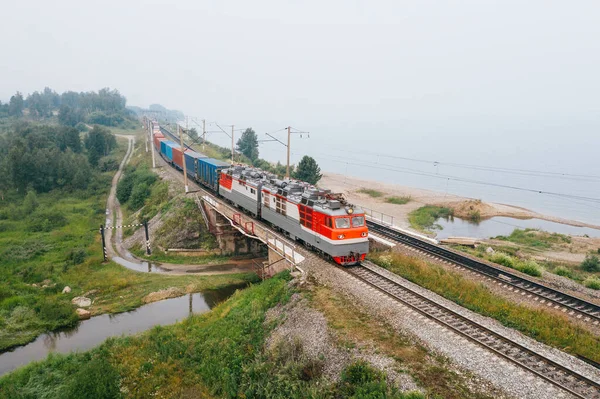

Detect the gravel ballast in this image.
[299,253,600,399]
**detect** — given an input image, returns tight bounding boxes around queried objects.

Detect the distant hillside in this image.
[127,103,184,123]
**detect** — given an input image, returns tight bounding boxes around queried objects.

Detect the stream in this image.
[0,284,245,376]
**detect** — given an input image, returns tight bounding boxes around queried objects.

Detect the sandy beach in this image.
[320,172,600,231]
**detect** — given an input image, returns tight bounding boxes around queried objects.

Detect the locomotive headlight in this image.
[346,207,354,214]
[361,232,367,237]
[338,234,345,239]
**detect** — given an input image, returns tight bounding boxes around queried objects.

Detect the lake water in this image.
[206,122,600,226]
[434,216,600,240]
[0,284,245,376]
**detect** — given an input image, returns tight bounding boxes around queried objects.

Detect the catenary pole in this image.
[286,126,291,179]
[150,119,156,168]
[178,123,189,193]
[231,125,235,165]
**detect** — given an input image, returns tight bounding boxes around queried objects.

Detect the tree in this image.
[188,127,199,141]
[23,189,39,213]
[8,92,24,117]
[236,128,259,161]
[84,126,116,166]
[294,156,322,185]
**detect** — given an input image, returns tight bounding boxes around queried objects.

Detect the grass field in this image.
[370,252,600,363]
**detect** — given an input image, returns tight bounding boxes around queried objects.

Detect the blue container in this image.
[160,141,179,162]
[184,151,208,179]
[198,158,230,192]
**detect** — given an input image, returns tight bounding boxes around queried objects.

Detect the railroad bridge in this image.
[194,193,304,278]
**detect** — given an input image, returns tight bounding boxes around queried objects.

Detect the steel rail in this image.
[348,263,600,399]
[366,220,600,325]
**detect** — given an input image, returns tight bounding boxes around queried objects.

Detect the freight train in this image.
[151,121,369,265]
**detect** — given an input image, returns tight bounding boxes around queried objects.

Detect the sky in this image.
[1,0,599,222]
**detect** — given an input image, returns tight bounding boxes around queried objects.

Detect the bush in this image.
[129,183,151,210]
[98,157,119,172]
[554,266,573,279]
[34,298,78,329]
[584,277,600,290]
[581,255,600,272]
[27,210,68,232]
[66,248,87,265]
[468,210,481,223]
[516,260,542,277]
[490,252,514,268]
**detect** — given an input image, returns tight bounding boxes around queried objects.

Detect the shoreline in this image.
[320,172,600,232]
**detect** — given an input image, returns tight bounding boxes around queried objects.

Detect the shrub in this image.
[129,183,151,210]
[554,266,573,279]
[35,298,78,329]
[490,252,514,268]
[468,210,481,223]
[66,248,87,265]
[75,122,89,132]
[23,189,39,214]
[581,255,600,272]
[584,277,600,290]
[98,157,119,172]
[27,210,68,232]
[516,260,542,277]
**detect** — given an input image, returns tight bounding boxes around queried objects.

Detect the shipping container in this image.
[184,151,209,180]
[153,133,165,151]
[198,157,230,192]
[160,140,180,162]
[172,146,187,170]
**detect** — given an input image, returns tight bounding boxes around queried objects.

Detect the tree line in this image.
[0,123,117,194]
[236,127,323,184]
[0,87,138,129]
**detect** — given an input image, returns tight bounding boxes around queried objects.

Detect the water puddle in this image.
[112,256,169,273]
[0,284,246,376]
[435,216,600,240]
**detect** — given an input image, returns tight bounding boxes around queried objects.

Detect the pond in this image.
[434,216,600,240]
[0,283,246,376]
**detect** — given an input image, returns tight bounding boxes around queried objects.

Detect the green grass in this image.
[495,228,571,249]
[384,196,411,205]
[358,188,385,198]
[0,272,417,398]
[408,205,454,232]
[371,252,600,363]
[0,140,253,352]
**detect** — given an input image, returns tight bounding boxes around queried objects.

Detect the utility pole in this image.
[286,126,291,179]
[231,124,235,165]
[178,123,189,193]
[150,121,156,168]
[202,119,206,150]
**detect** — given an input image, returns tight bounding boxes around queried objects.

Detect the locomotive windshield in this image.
[334,217,351,228]
[352,216,365,227]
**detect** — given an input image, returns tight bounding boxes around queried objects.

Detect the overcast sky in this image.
[1,0,599,221]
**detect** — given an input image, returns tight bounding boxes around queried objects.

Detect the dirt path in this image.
[104,134,257,275]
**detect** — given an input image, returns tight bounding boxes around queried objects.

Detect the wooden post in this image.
[144,220,151,255]
[100,225,107,261]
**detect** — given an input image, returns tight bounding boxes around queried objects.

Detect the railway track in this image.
[348,262,600,399]
[367,220,600,325]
